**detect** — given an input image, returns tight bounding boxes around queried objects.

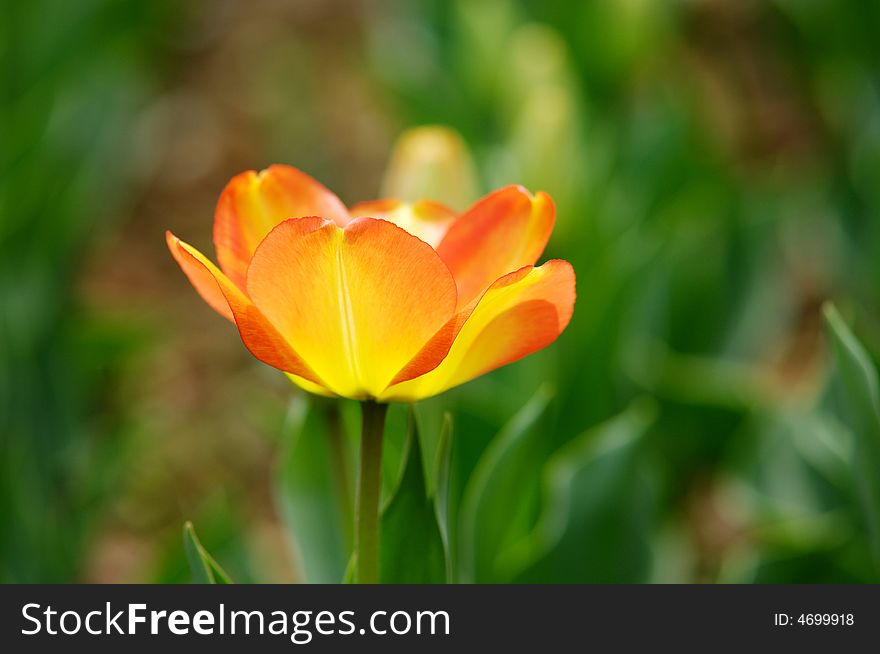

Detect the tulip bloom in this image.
[166,165,575,402]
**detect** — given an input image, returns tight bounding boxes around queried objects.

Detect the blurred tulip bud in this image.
[500,25,586,238]
[381,126,479,211]
[509,84,581,209]
[453,0,519,104]
[502,24,575,110]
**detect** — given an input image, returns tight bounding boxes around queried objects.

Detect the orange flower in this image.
[167,165,575,401]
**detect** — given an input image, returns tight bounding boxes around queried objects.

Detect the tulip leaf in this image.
[433,412,455,581]
[275,398,351,583]
[506,398,658,583]
[378,408,447,583]
[824,303,880,570]
[458,385,555,583]
[183,522,233,584]
[342,554,356,584]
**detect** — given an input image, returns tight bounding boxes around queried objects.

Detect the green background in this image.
[3,0,880,583]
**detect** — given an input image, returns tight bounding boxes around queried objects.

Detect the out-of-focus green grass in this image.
[1,0,179,581]
[2,0,880,583]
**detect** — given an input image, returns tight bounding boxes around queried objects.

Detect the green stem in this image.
[356,400,387,584]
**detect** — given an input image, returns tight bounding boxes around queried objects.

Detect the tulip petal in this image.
[436,185,555,308]
[379,260,575,402]
[285,373,337,398]
[167,231,235,323]
[214,164,350,289]
[166,231,326,387]
[247,217,458,399]
[349,199,456,248]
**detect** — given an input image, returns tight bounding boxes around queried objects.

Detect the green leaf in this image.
[379,409,447,583]
[458,385,555,582]
[823,303,880,571]
[183,522,233,584]
[342,554,356,584]
[433,412,454,582]
[505,398,657,583]
[274,398,352,583]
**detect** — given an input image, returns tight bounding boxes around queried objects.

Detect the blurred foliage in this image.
[0,0,178,582]
[824,304,880,576]
[3,0,880,583]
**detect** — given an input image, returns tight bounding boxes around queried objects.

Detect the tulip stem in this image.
[356,400,387,584]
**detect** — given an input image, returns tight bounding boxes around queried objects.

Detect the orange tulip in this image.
[167,164,575,402]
